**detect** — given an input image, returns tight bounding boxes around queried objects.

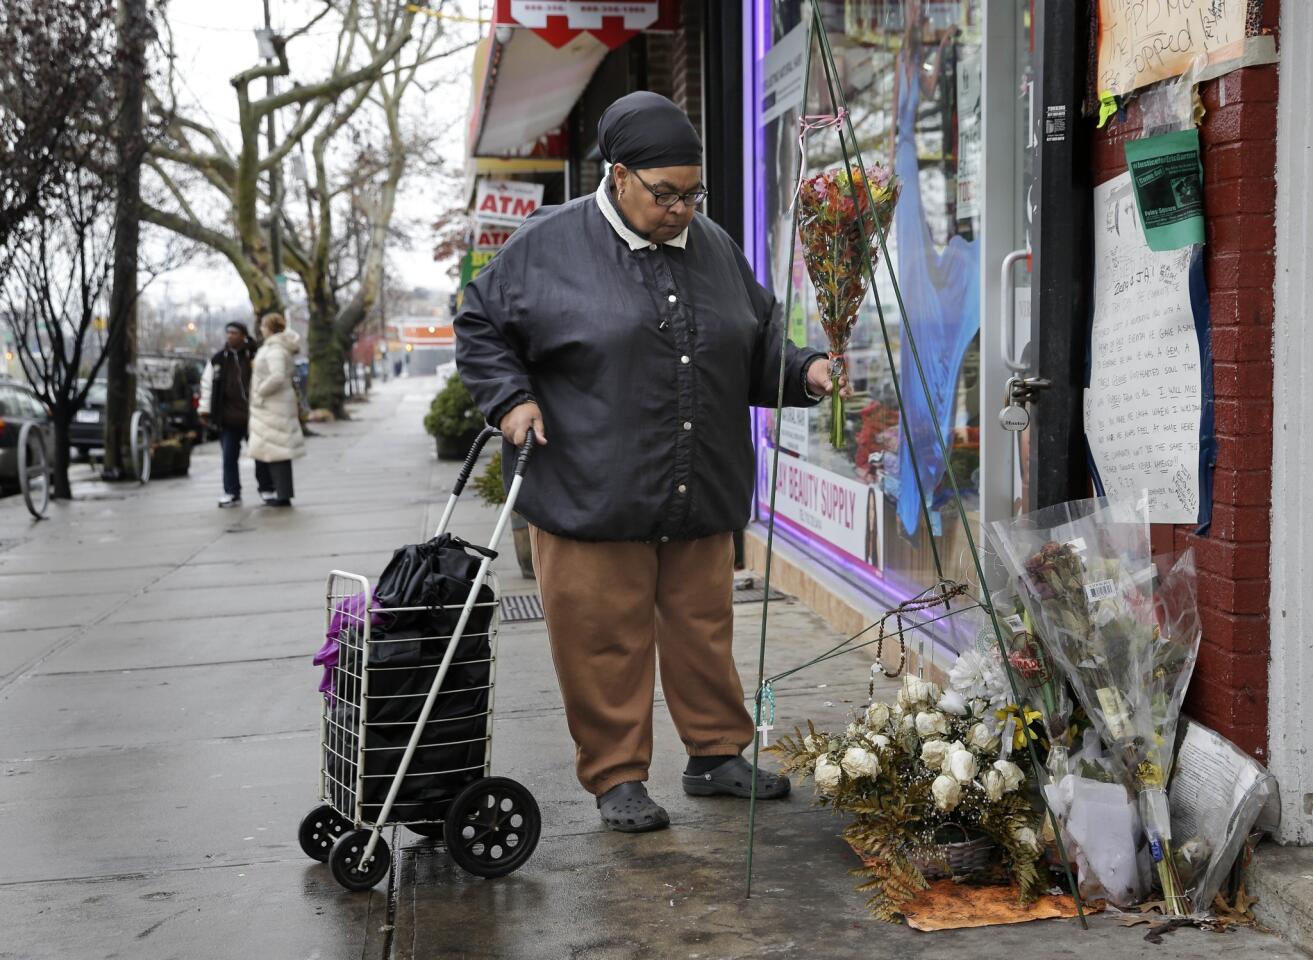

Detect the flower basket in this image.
[907,824,997,880]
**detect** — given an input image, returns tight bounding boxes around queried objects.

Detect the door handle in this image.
[1000,248,1029,373]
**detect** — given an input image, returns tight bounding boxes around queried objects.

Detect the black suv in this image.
[138,354,206,438]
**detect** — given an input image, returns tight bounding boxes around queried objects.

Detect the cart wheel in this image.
[298,804,350,863]
[444,777,540,879]
[405,822,445,840]
[329,830,391,892]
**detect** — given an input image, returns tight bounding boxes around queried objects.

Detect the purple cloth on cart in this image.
[315,590,384,695]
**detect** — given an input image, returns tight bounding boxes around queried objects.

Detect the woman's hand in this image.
[500,401,548,446]
[806,358,853,399]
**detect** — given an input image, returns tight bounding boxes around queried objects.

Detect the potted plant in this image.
[149,436,193,478]
[424,374,483,460]
[472,451,535,580]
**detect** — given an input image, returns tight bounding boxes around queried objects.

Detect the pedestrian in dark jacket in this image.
[455,91,844,833]
[199,321,273,508]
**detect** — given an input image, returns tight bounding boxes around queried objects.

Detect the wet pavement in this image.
[0,377,1302,959]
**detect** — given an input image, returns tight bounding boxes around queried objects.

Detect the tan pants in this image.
[529,527,755,796]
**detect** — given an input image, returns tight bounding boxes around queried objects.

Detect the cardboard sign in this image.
[473,180,545,227]
[1096,0,1250,97]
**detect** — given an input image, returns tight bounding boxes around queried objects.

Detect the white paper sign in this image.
[760,22,807,126]
[955,43,982,221]
[474,179,545,227]
[757,450,881,567]
[779,406,809,456]
[1085,172,1203,524]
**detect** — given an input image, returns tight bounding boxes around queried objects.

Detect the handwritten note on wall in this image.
[1098,0,1249,96]
[1085,172,1204,523]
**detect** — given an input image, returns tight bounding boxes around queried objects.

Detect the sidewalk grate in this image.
[501,594,546,623]
[498,582,785,623]
[732,586,787,604]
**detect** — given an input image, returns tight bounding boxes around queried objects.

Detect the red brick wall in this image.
[1089,5,1279,760]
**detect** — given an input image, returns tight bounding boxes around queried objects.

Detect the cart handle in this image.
[452,425,500,497]
[514,427,536,476]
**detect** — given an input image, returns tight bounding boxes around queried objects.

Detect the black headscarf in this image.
[597,91,702,170]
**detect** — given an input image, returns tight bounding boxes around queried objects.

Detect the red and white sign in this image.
[496,0,672,49]
[473,223,515,251]
[474,179,545,227]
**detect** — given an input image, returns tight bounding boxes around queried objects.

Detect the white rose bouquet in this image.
[769,674,1045,921]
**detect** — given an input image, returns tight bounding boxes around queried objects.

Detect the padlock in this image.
[1000,375,1031,432]
[1000,404,1030,431]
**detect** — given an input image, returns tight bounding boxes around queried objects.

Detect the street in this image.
[0,378,1302,959]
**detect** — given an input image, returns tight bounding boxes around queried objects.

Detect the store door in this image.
[977,0,1037,540]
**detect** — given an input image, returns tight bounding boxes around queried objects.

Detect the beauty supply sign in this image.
[757,451,872,561]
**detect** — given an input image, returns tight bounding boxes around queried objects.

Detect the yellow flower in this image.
[995,705,1044,751]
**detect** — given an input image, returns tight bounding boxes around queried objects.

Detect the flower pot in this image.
[435,428,481,461]
[511,513,535,579]
[150,439,193,478]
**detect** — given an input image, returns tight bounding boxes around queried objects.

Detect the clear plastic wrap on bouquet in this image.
[986,498,1201,914]
[796,165,898,447]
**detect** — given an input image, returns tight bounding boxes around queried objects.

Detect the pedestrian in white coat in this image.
[249,313,305,506]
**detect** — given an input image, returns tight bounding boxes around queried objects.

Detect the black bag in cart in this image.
[329,534,497,822]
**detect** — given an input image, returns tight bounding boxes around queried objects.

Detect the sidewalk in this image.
[0,376,1302,959]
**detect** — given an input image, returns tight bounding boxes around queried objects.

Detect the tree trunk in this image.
[305,277,347,417]
[51,410,73,501]
[103,0,148,478]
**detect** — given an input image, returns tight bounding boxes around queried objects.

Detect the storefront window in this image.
[753,0,990,606]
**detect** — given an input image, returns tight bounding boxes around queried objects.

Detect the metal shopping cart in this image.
[297,426,541,891]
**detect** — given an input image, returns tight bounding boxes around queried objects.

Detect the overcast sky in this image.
[146,0,481,312]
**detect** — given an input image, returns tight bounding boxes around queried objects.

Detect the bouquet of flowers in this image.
[771,672,1045,921]
[797,165,899,447]
[987,499,1202,914]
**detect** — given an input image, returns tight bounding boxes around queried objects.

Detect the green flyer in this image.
[1124,129,1205,252]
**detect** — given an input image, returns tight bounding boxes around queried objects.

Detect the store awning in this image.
[468,21,607,158]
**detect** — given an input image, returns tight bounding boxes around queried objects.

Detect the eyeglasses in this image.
[631,171,708,208]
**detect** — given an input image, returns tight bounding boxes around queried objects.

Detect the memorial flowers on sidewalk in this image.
[797,164,900,447]
[770,672,1044,921]
[988,500,1203,915]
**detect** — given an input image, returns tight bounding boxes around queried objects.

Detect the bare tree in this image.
[1,170,117,498]
[142,1,476,417]
[143,1,428,318]
[0,1,117,252]
[283,2,457,415]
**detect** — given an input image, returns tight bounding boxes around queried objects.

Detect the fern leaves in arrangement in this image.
[768,675,1048,922]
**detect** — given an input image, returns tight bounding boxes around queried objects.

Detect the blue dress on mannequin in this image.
[892,56,981,537]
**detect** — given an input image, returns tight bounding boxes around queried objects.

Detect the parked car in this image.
[0,379,54,493]
[137,353,206,439]
[70,380,160,461]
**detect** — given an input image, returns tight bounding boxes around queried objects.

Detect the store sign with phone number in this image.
[497,1,675,49]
